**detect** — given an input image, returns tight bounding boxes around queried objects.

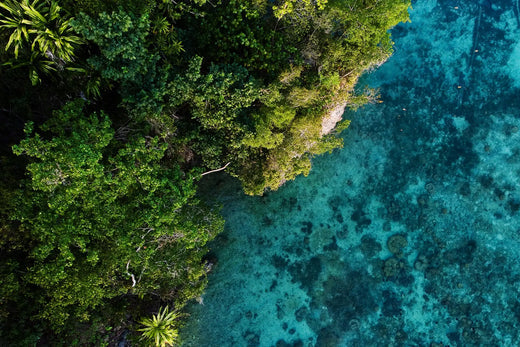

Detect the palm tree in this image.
[0,0,37,58]
[0,0,82,63]
[26,1,83,63]
[138,306,183,347]
[3,51,56,85]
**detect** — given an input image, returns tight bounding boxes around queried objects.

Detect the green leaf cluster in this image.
[71,9,172,117]
[0,0,83,84]
[5,100,222,335]
[185,0,294,77]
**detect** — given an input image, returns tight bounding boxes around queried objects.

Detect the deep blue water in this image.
[182,0,520,345]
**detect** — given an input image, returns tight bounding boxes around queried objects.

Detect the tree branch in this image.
[200,162,231,177]
[126,260,136,287]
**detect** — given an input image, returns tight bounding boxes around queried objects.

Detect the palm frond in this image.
[19,2,47,25]
[29,67,40,85]
[138,306,182,347]
[0,0,23,15]
[1,0,82,63]
[47,1,60,21]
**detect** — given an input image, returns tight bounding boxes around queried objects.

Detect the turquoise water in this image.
[181,0,520,345]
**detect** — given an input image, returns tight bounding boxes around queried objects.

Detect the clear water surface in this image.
[181,0,520,345]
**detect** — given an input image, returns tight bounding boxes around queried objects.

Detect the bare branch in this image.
[200,162,231,177]
[126,260,136,287]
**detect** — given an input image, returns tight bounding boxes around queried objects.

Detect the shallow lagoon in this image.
[182,0,520,345]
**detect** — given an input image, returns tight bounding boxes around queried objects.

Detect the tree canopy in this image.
[0,0,410,344]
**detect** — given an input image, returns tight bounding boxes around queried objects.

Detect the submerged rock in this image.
[360,235,383,258]
[383,257,403,278]
[295,306,308,322]
[414,254,429,271]
[386,234,408,257]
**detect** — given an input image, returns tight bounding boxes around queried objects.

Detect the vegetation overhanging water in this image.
[182,0,520,345]
[0,0,413,345]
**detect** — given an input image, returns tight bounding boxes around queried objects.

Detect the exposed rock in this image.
[321,103,347,135]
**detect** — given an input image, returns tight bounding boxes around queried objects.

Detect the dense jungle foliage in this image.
[0,0,410,345]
